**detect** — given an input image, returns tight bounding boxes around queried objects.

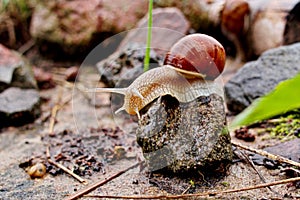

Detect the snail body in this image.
[95,65,221,119]
[94,34,226,119]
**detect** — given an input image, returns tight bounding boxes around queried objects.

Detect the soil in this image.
[0,57,299,200]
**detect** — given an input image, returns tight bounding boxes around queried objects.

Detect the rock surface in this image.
[97,44,162,88]
[136,94,232,173]
[0,44,37,92]
[252,138,300,169]
[0,87,40,127]
[30,0,148,53]
[225,42,300,113]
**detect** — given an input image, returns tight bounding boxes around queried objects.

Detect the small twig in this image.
[18,39,35,54]
[6,18,16,47]
[65,161,143,200]
[242,150,267,181]
[46,147,87,185]
[83,176,300,199]
[48,104,60,136]
[235,149,279,195]
[48,86,72,135]
[281,167,300,176]
[181,184,192,195]
[47,159,88,185]
[48,87,63,135]
[231,140,300,168]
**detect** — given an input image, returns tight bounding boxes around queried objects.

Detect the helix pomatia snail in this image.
[93,34,226,119]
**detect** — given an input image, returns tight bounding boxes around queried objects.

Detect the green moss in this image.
[220,181,230,187]
[266,111,300,140]
[220,127,229,136]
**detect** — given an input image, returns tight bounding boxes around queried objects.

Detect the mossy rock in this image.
[136,94,233,173]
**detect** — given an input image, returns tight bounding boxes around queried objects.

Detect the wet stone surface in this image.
[225,42,300,113]
[97,44,162,88]
[252,138,300,169]
[136,94,233,173]
[0,87,40,128]
[0,44,37,92]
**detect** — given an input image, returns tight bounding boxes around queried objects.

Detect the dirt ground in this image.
[0,61,299,200]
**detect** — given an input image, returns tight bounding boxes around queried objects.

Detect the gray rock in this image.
[0,44,37,92]
[0,87,40,127]
[252,138,300,168]
[97,44,162,88]
[136,94,232,173]
[225,43,300,113]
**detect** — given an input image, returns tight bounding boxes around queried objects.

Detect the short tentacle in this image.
[115,106,126,115]
[93,87,127,95]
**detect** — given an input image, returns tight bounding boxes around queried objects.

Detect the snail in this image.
[92,34,226,119]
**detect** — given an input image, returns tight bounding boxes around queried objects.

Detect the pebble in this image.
[0,87,40,127]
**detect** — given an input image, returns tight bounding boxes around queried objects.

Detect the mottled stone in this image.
[0,44,37,92]
[225,42,300,113]
[136,94,232,173]
[0,87,40,127]
[97,44,162,88]
[252,138,300,169]
[30,0,148,53]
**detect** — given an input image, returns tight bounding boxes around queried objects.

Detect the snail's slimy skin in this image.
[94,65,222,119]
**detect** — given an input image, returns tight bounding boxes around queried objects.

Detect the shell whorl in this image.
[164,34,226,80]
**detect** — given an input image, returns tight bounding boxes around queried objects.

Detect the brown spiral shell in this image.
[164,34,226,80]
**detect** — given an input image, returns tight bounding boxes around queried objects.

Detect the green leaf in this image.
[230,73,300,129]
